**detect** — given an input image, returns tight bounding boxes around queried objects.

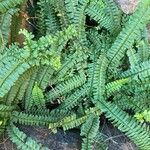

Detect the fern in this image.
[7,124,49,150]
[80,114,99,150]
[120,61,150,81]
[107,0,150,70]
[92,55,108,102]
[97,100,150,150]
[0,0,23,13]
[46,73,86,102]
[0,0,150,149]
[32,82,46,108]
[0,8,18,50]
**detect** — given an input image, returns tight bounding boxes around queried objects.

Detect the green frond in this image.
[74,0,89,32]
[11,110,69,126]
[103,0,122,33]
[37,0,60,36]
[65,0,77,24]
[53,51,87,83]
[0,8,18,51]
[57,84,88,111]
[120,61,150,81]
[36,66,54,90]
[138,40,150,62]
[106,78,130,96]
[49,107,100,132]
[97,101,150,150]
[127,48,140,68]
[81,114,99,150]
[24,70,38,110]
[86,1,112,32]
[0,57,30,97]
[49,0,69,29]
[92,55,108,102]
[4,67,35,105]
[0,0,23,13]
[113,94,146,112]
[7,124,49,150]
[87,29,112,54]
[46,73,86,102]
[49,113,86,132]
[0,104,15,118]
[32,82,46,108]
[107,0,150,70]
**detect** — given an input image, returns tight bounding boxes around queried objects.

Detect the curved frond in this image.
[7,124,49,150]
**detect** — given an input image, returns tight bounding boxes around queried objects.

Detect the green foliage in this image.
[0,0,23,13]
[135,110,150,123]
[7,124,49,150]
[1,0,150,149]
[80,114,99,150]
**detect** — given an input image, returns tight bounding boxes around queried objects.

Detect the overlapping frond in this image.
[7,124,49,150]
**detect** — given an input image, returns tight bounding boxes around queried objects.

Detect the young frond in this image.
[32,82,46,108]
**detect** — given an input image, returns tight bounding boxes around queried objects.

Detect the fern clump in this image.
[0,0,150,149]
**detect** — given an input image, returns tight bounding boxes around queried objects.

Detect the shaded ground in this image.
[0,122,138,150]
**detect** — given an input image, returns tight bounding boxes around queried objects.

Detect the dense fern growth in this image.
[1,0,150,149]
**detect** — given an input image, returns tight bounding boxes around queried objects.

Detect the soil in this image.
[0,122,138,150]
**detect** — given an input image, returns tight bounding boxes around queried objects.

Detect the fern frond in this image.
[120,61,150,81]
[0,58,30,97]
[46,73,86,102]
[74,0,89,32]
[4,67,35,105]
[36,66,54,90]
[86,1,112,32]
[106,78,130,96]
[107,0,150,70]
[138,40,150,62]
[57,84,88,111]
[49,107,100,131]
[0,104,15,118]
[24,70,38,110]
[127,48,140,68]
[45,1,60,34]
[37,0,60,36]
[81,114,99,150]
[65,0,77,24]
[97,101,150,150]
[12,110,69,126]
[49,0,69,29]
[104,0,122,33]
[0,8,18,50]
[7,124,49,150]
[92,55,108,102]
[0,0,23,13]
[53,51,87,83]
[32,82,46,108]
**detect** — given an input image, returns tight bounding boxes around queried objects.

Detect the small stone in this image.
[116,0,139,14]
